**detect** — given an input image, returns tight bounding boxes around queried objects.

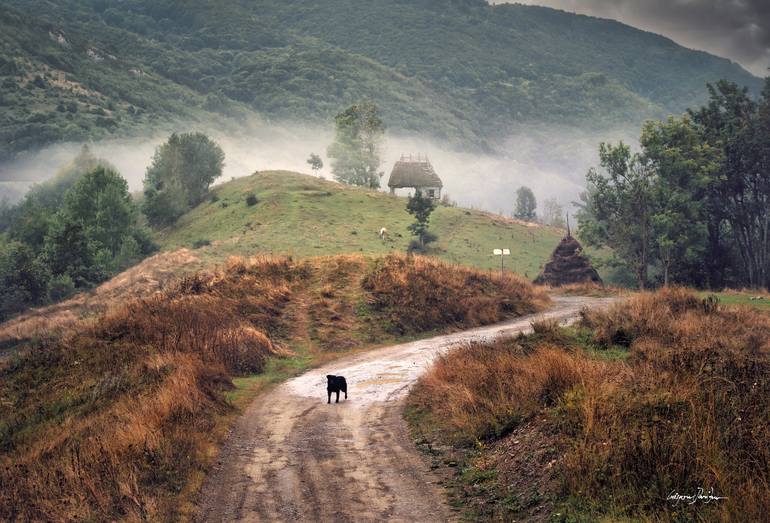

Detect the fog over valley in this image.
[0,122,636,216]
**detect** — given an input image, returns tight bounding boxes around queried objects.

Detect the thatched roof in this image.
[534,235,602,287]
[387,156,443,189]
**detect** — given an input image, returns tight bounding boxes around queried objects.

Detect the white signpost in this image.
[493,248,511,277]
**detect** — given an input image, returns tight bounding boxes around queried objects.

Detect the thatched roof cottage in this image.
[387,154,443,199]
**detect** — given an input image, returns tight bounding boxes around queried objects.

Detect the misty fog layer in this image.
[0,122,637,215]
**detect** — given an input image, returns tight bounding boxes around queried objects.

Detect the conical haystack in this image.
[534,235,602,286]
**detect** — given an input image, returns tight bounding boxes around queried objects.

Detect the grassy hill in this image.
[155,171,567,279]
[0,0,762,161]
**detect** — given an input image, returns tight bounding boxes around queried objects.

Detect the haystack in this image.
[534,234,602,286]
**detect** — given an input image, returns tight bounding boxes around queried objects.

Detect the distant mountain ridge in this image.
[0,0,761,162]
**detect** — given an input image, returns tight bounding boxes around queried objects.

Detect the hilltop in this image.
[0,0,761,161]
[156,171,567,278]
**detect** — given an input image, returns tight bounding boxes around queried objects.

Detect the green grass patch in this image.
[697,291,770,311]
[154,171,614,280]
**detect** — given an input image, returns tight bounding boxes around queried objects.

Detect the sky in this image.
[501,0,770,77]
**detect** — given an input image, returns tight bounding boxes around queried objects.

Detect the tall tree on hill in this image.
[44,166,152,285]
[406,190,437,249]
[142,132,225,226]
[514,186,536,221]
[4,144,107,252]
[307,153,323,176]
[327,102,385,189]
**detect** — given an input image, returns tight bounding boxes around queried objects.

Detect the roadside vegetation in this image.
[0,146,156,320]
[0,253,547,521]
[406,288,769,521]
[579,78,770,290]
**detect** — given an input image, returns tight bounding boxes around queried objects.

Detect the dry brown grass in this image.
[541,281,628,298]
[0,249,200,346]
[1,253,548,521]
[410,342,624,444]
[362,253,550,334]
[0,256,303,521]
[408,287,770,521]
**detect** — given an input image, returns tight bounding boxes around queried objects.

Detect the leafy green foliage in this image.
[514,187,537,221]
[0,240,49,319]
[142,132,224,226]
[579,78,770,289]
[306,153,323,175]
[406,190,437,251]
[0,154,156,320]
[0,0,762,160]
[327,102,385,189]
[580,143,656,289]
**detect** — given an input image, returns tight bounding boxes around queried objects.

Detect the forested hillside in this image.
[0,0,761,161]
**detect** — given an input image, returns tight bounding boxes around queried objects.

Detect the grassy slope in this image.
[156,171,567,280]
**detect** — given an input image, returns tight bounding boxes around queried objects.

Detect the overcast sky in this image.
[498,1,770,77]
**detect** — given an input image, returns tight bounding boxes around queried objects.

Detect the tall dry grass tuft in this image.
[409,287,770,520]
[362,254,550,334]
[1,253,548,521]
[0,256,307,521]
[568,287,770,521]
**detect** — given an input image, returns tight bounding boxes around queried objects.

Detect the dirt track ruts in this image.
[196,296,615,523]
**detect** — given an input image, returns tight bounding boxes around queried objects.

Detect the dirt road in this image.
[197,297,615,523]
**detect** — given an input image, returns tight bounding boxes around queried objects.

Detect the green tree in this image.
[514,186,536,221]
[43,165,153,286]
[142,132,225,226]
[0,241,49,320]
[579,142,656,289]
[5,144,108,252]
[60,166,137,257]
[307,153,323,176]
[689,79,770,288]
[41,219,99,287]
[327,102,385,189]
[641,116,719,287]
[406,190,437,249]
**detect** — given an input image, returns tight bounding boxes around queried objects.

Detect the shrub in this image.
[362,254,548,333]
[192,238,211,249]
[409,288,770,521]
[46,274,75,301]
[245,193,258,206]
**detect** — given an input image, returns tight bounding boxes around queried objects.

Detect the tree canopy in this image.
[514,187,537,221]
[0,154,156,320]
[406,190,437,250]
[142,132,225,226]
[327,102,385,189]
[578,77,770,289]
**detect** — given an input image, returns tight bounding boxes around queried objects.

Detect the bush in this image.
[245,194,258,206]
[47,274,75,301]
[362,254,548,333]
[192,238,211,249]
[409,288,770,521]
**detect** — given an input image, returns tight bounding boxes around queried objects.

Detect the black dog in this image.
[327,375,347,404]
